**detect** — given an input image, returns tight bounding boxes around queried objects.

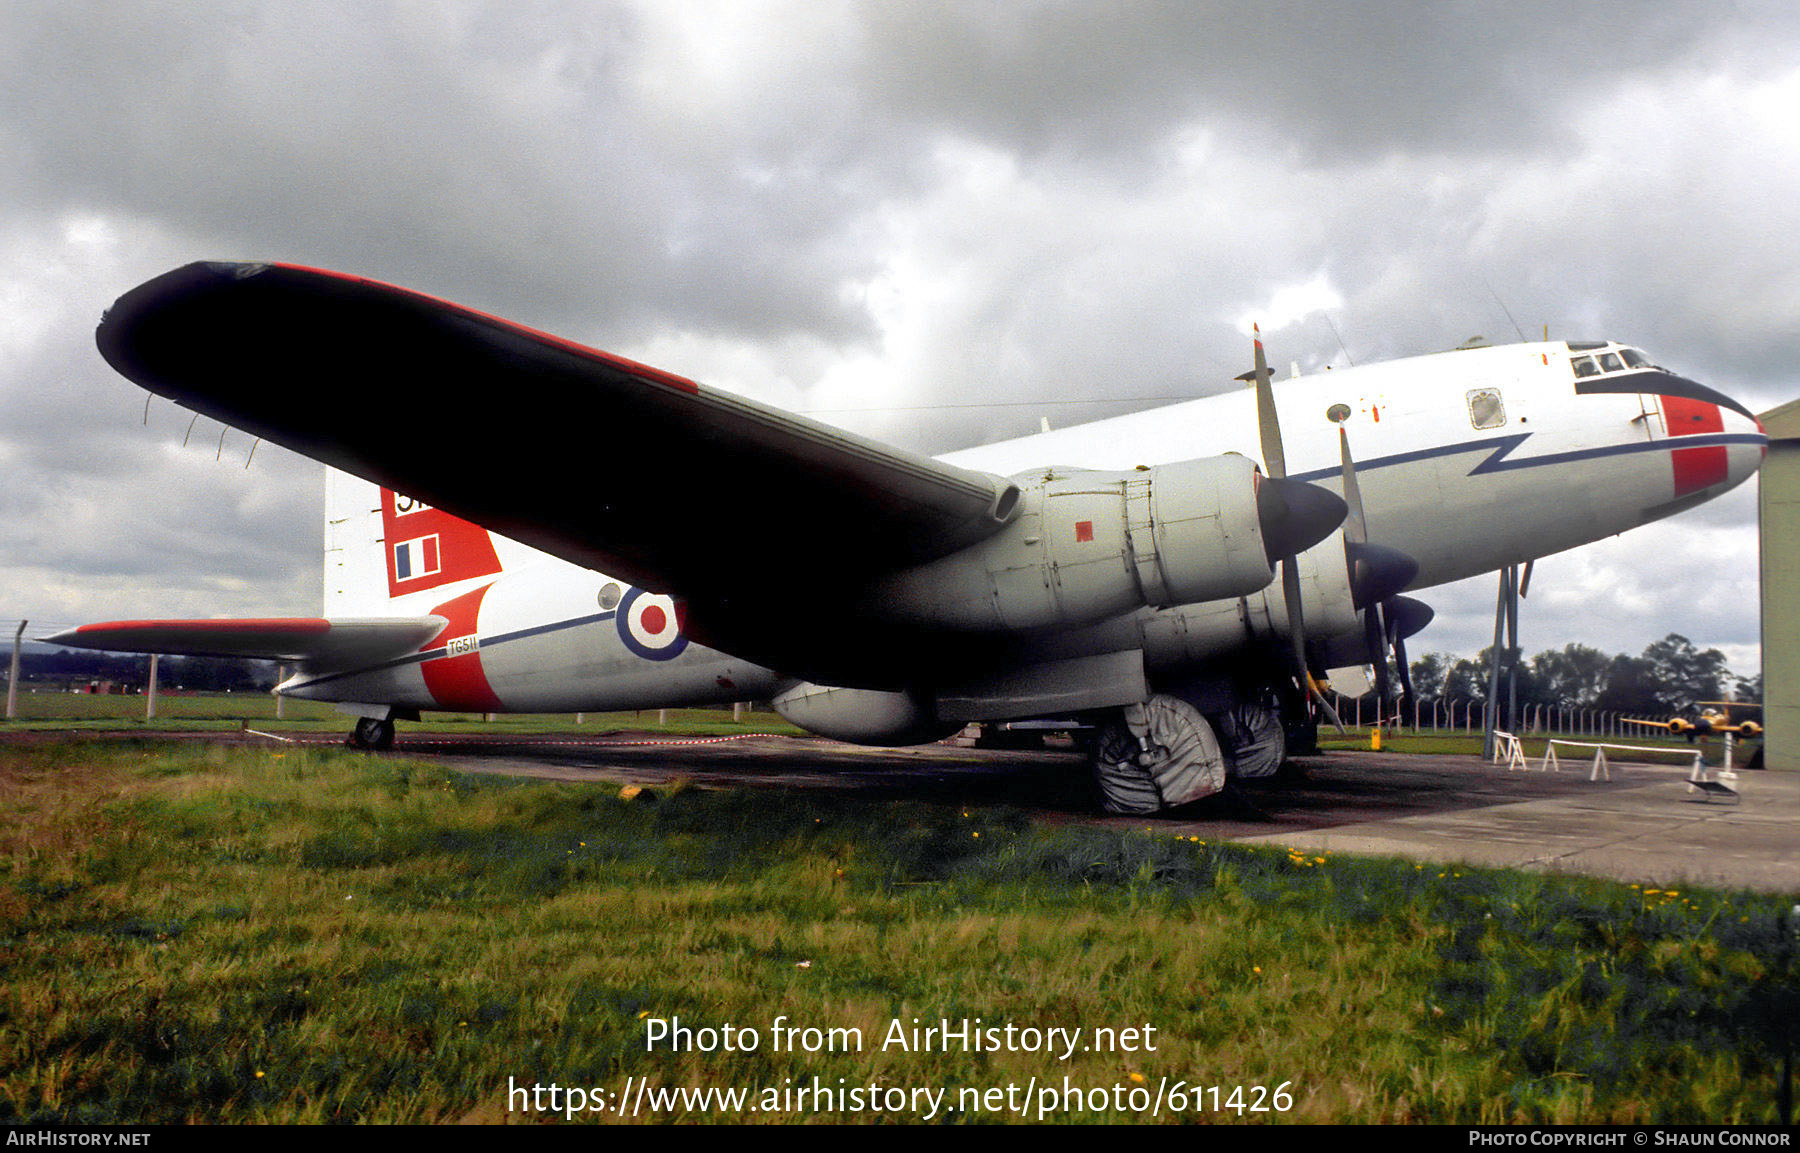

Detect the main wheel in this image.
[347,716,395,751]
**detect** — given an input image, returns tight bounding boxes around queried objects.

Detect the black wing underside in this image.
[95,262,1020,675]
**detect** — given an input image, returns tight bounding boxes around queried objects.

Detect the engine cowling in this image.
[862,455,1279,631]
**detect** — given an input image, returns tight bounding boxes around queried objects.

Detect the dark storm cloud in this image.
[1,0,1792,670]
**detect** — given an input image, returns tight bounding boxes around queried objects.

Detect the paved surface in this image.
[1230,756,1799,894]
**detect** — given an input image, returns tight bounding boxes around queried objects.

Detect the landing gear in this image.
[1091,695,1228,814]
[347,716,395,751]
[1213,700,1287,779]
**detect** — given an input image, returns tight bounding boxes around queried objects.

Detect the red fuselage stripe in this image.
[1661,394,1729,497]
[419,584,504,712]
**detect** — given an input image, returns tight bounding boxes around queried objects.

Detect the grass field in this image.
[2,732,1795,1124]
[2,689,805,740]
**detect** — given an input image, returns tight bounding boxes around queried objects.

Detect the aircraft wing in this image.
[96,263,1020,625]
[41,617,446,667]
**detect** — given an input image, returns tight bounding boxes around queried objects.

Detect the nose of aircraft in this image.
[1639,369,1768,502]
[1714,387,1768,495]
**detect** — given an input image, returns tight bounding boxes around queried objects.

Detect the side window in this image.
[1572,355,1600,378]
[1467,388,1506,429]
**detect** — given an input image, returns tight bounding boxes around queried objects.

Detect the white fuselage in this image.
[282,340,1765,717]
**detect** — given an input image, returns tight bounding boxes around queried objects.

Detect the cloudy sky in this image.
[3,1,1794,680]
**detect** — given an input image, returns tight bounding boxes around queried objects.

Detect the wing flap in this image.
[96,263,1019,609]
[42,618,445,668]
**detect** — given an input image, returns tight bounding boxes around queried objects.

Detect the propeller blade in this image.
[1252,324,1286,479]
[1365,601,1391,719]
[1393,628,1414,702]
[1386,595,1433,707]
[1249,325,1344,734]
[1338,426,1366,544]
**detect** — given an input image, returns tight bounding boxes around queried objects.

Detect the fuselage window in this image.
[1467,388,1506,429]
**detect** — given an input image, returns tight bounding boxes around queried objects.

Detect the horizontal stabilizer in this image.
[41,617,445,667]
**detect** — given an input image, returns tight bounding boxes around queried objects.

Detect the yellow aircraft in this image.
[1622,702,1763,739]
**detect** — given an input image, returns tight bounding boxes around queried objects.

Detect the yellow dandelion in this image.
[1129,1072,1146,1084]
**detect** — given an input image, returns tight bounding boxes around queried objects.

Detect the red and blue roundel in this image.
[616,587,689,661]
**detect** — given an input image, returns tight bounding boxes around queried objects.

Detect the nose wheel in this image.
[347,716,395,751]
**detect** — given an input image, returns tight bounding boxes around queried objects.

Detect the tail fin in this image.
[323,468,506,615]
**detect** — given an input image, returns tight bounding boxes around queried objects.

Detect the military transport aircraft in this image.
[47,262,1768,813]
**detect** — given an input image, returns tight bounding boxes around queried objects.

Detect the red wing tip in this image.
[268,263,701,395]
[73,619,333,634]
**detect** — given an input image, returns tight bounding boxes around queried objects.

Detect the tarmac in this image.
[1229,754,1799,894]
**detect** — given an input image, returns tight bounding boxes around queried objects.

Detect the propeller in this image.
[1384,595,1435,704]
[1335,420,1427,724]
[1247,325,1347,731]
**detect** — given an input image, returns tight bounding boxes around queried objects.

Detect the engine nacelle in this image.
[863,455,1275,630]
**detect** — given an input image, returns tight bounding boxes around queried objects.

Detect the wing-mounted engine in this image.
[859,455,1342,632]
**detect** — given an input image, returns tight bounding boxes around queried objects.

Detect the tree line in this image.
[1405,633,1758,718]
[13,649,278,694]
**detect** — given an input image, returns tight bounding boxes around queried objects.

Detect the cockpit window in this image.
[1568,341,1662,382]
[1568,341,1756,420]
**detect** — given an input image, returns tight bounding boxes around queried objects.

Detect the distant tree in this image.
[1530,643,1612,710]
[1441,653,1490,702]
[1639,633,1729,714]
[1593,653,1667,716]
[1408,652,1452,699]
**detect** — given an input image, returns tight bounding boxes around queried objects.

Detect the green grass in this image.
[2,739,1793,1124]
[1,691,802,739]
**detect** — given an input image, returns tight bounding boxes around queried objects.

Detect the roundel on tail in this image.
[617,587,689,661]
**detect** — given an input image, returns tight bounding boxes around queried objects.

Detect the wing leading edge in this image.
[96,263,1021,628]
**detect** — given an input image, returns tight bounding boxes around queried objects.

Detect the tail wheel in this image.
[348,716,395,751]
